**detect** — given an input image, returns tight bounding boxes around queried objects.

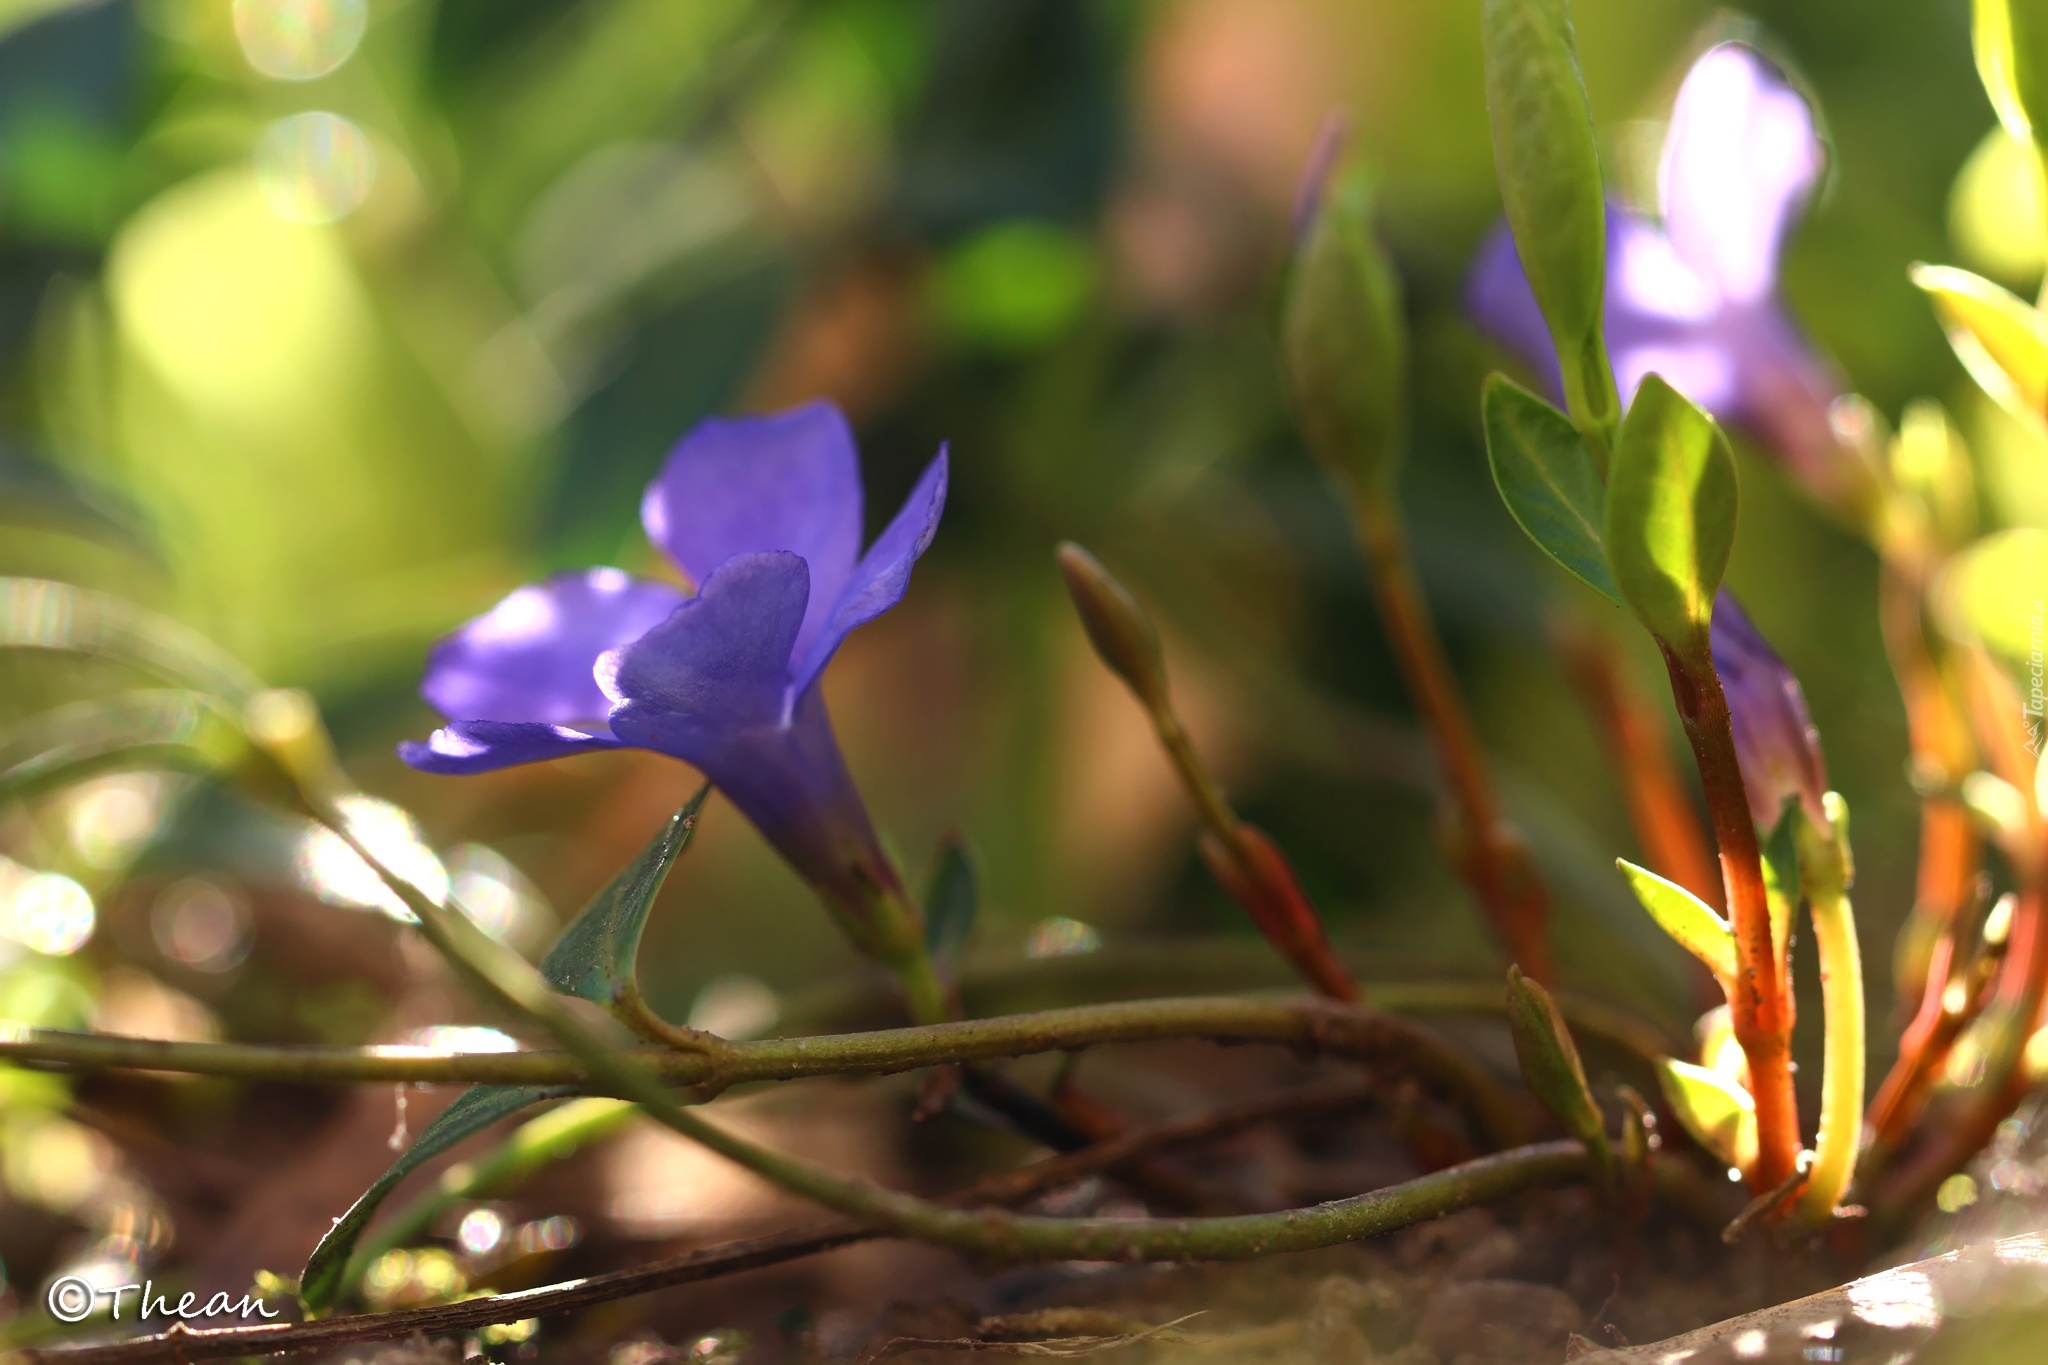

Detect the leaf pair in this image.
[1485,374,1737,661]
[300,787,711,1313]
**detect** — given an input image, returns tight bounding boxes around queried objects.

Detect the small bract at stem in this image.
[1794,794,1866,1229]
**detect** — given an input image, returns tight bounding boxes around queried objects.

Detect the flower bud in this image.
[1198,824,1355,1002]
[1281,146,1407,497]
[1505,965,1618,1192]
[1055,543,1170,714]
[1709,592,1829,833]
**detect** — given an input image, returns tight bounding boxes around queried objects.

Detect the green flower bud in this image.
[1055,542,1170,714]
[1281,153,1407,497]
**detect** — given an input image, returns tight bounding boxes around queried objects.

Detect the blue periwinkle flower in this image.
[1469,44,1848,497]
[1710,591,1829,833]
[402,402,947,937]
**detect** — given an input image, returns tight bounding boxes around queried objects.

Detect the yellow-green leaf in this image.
[1616,859,1736,982]
[1935,527,2048,665]
[1603,376,1738,659]
[1658,1057,1758,1172]
[1912,263,2048,417]
[1976,0,2048,153]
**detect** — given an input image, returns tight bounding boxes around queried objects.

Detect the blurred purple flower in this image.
[401,402,947,921]
[1467,43,1847,495]
[1710,591,1829,832]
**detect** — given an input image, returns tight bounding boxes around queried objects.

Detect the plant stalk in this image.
[1795,883,1865,1227]
[1353,494,1554,983]
[1658,645,1802,1193]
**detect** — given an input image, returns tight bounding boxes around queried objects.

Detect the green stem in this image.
[294,758,1572,1269]
[2,995,1526,1146]
[647,1105,1589,1261]
[1795,884,1865,1227]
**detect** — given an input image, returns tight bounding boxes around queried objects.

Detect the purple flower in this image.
[401,402,947,930]
[1468,44,1848,497]
[1710,591,1828,833]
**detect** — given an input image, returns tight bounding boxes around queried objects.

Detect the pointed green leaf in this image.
[1505,966,1616,1190]
[923,835,979,966]
[1760,797,1802,968]
[1479,0,1618,441]
[540,785,710,1005]
[1976,0,2048,154]
[1616,859,1736,982]
[1282,158,1408,494]
[1657,1057,1757,1172]
[1912,264,2048,417]
[1604,376,1738,659]
[300,1085,574,1311]
[1483,374,1620,603]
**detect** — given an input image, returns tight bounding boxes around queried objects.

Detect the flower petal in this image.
[1710,591,1829,831]
[1465,219,1565,398]
[399,721,623,774]
[421,569,686,725]
[640,402,862,652]
[791,448,948,694]
[602,551,810,757]
[1658,44,1824,308]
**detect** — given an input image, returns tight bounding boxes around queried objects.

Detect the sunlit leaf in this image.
[300,1085,575,1312]
[1935,527,2048,663]
[1604,376,1738,659]
[0,578,262,704]
[1912,264,2048,417]
[923,835,979,967]
[1975,0,2048,153]
[1482,374,1619,602]
[1479,0,1616,438]
[539,786,710,1006]
[1657,1056,1757,1172]
[1616,859,1736,982]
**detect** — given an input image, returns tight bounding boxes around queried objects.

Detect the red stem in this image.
[1658,642,1802,1194]
[1357,498,1555,984]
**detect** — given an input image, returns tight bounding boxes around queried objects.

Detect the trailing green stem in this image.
[0,995,1524,1146]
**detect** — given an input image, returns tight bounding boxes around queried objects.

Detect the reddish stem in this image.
[1356,497,1555,984]
[1558,621,1722,908]
[1657,642,1802,1194]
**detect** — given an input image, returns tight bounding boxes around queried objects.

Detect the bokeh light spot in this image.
[233,0,368,82]
[256,112,376,224]
[4,873,96,957]
[151,879,254,974]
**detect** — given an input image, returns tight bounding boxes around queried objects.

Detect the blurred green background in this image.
[0,0,2040,1191]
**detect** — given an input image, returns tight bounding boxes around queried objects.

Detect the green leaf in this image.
[1482,374,1620,603]
[1616,859,1736,982]
[1935,527,2048,664]
[1976,0,2048,154]
[300,1085,575,1312]
[540,785,710,1006]
[1282,158,1408,494]
[0,690,241,803]
[1604,376,1738,659]
[1759,798,1802,968]
[1657,1057,1757,1172]
[923,835,979,967]
[0,578,262,705]
[1504,966,1616,1189]
[1479,0,1618,440]
[1911,264,2048,417]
